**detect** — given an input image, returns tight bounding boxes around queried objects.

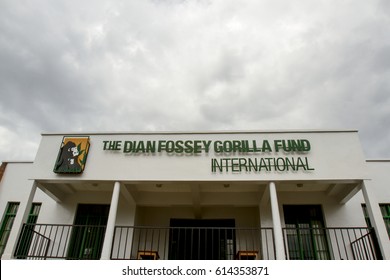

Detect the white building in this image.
[0,130,389,260]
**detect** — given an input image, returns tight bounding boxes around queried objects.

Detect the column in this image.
[361,180,390,259]
[100,181,121,260]
[269,181,286,260]
[6,182,38,259]
[119,184,137,259]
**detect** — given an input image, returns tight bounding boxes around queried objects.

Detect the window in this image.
[380,204,390,236]
[14,203,41,258]
[27,203,41,224]
[0,202,20,257]
[362,204,390,238]
[283,205,330,260]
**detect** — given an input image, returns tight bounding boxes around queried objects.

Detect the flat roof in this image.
[41,129,359,136]
[0,161,34,164]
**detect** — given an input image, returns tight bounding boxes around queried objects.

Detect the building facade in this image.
[0,130,389,260]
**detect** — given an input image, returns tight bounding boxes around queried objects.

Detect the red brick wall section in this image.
[0,162,7,183]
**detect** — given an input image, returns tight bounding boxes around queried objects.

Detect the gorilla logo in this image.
[54,137,90,174]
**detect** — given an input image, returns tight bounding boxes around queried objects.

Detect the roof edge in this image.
[0,161,34,164]
[41,129,359,136]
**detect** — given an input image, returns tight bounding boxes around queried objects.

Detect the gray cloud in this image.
[1,0,390,161]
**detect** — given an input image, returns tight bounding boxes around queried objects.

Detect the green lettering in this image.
[305,157,315,170]
[289,140,300,151]
[146,141,156,153]
[262,140,272,152]
[175,140,184,153]
[252,140,262,152]
[158,140,166,152]
[203,140,212,153]
[259,158,269,171]
[296,157,306,170]
[239,158,248,171]
[223,141,233,152]
[184,140,194,153]
[166,141,175,153]
[135,141,145,153]
[214,141,223,153]
[276,158,286,171]
[301,140,311,151]
[274,140,282,152]
[285,157,296,171]
[232,140,241,152]
[193,140,202,153]
[231,158,240,172]
[123,141,133,153]
[248,158,258,171]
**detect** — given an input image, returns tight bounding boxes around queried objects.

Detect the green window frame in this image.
[283,205,330,260]
[67,204,109,260]
[15,203,42,258]
[0,202,20,257]
[26,203,41,224]
[379,204,390,236]
[362,204,390,238]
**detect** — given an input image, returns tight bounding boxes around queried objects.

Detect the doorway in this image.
[67,204,109,259]
[283,205,330,260]
[169,219,235,260]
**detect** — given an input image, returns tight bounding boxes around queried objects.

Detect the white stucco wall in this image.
[364,160,390,202]
[32,130,368,182]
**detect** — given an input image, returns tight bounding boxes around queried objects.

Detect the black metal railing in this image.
[111,226,276,260]
[14,223,106,260]
[14,225,51,259]
[14,223,381,260]
[282,227,382,260]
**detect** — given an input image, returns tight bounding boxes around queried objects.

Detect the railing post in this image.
[269,181,286,260]
[100,181,121,260]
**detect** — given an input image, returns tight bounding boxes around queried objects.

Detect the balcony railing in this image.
[14,223,381,260]
[282,227,382,260]
[111,226,275,260]
[14,223,106,260]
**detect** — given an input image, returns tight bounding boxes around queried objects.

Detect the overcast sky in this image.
[1,0,390,162]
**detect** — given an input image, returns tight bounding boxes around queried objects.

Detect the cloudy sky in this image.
[0,0,389,162]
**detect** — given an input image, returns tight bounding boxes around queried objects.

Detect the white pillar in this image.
[5,182,38,259]
[269,181,286,260]
[100,181,121,260]
[361,180,390,259]
[120,185,137,258]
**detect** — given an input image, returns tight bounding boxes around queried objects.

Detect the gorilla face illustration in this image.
[54,141,82,173]
[70,146,79,157]
[68,146,79,165]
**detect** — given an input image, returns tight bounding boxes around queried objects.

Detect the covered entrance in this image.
[168,219,235,260]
